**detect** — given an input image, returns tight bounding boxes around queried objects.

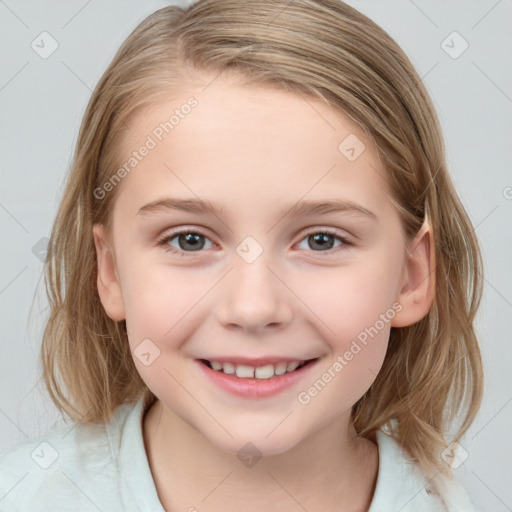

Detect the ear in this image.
[92,223,126,321]
[391,220,435,328]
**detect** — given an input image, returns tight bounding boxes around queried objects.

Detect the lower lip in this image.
[196,359,319,398]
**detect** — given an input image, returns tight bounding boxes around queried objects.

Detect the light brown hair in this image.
[40,0,483,482]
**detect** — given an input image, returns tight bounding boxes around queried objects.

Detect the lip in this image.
[198,356,312,366]
[195,358,320,398]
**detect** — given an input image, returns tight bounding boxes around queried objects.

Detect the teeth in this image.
[274,362,288,375]
[208,360,307,379]
[235,364,255,378]
[223,362,235,374]
[255,364,275,379]
[286,361,300,372]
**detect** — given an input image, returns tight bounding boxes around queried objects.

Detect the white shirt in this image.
[0,396,477,511]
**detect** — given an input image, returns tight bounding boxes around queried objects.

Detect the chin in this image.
[200,419,304,459]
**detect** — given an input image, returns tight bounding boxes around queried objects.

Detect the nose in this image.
[214,256,294,334]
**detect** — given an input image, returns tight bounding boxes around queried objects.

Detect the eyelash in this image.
[156,227,353,257]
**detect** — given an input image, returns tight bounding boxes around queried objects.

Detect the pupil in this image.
[180,233,204,251]
[310,233,333,251]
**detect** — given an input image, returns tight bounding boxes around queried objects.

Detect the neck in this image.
[143,400,379,512]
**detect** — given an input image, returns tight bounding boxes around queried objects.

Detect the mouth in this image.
[196,354,322,398]
[198,358,318,379]
[197,356,320,398]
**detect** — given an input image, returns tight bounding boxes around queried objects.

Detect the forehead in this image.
[112,78,394,222]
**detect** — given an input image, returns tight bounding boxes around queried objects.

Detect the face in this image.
[94,74,432,456]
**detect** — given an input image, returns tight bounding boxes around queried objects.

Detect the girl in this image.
[0,0,483,510]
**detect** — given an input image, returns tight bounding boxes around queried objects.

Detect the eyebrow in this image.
[137,197,377,221]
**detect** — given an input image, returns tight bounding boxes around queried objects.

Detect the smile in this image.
[201,359,313,379]
[196,357,320,398]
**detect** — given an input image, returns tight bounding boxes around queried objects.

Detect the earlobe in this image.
[92,223,126,322]
[391,220,435,328]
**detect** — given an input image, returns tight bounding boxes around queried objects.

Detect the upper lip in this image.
[198,356,319,366]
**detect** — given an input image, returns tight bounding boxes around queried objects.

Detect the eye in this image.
[157,228,352,256]
[157,230,215,254]
[296,229,351,254]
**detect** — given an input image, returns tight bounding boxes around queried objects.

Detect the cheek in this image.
[120,261,213,348]
[298,252,403,343]
[119,263,206,398]
[293,253,402,404]
[297,277,397,414]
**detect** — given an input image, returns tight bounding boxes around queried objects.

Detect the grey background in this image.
[1,0,511,510]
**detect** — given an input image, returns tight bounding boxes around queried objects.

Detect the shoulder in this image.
[369,429,478,512]
[0,401,136,512]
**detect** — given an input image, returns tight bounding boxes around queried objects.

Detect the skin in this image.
[93,72,434,512]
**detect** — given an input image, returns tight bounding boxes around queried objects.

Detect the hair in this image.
[40,0,483,486]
